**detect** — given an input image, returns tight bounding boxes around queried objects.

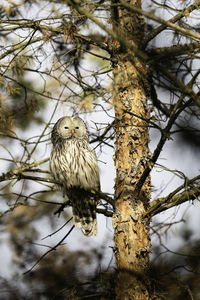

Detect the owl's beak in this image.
[71,129,75,135]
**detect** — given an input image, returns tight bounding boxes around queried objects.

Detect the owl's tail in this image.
[70,189,97,236]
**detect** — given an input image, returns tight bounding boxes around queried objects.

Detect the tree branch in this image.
[148,42,200,60]
[0,168,115,208]
[144,0,200,45]
[118,0,200,43]
[0,158,49,182]
[146,184,200,217]
[66,0,148,61]
[136,94,186,194]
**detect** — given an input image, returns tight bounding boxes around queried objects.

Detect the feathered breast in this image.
[50,139,100,191]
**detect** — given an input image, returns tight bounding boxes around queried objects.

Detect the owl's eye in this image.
[64,126,69,129]
[75,126,79,129]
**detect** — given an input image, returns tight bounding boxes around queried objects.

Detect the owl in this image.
[50,116,100,236]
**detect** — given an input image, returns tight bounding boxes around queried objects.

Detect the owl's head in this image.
[52,116,89,143]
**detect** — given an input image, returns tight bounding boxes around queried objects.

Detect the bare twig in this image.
[23,225,75,275]
[42,218,73,240]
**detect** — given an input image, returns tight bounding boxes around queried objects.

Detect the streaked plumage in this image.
[50,116,100,236]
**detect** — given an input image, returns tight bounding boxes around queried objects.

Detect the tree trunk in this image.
[111,1,151,299]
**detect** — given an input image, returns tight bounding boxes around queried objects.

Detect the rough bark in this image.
[111,1,151,299]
